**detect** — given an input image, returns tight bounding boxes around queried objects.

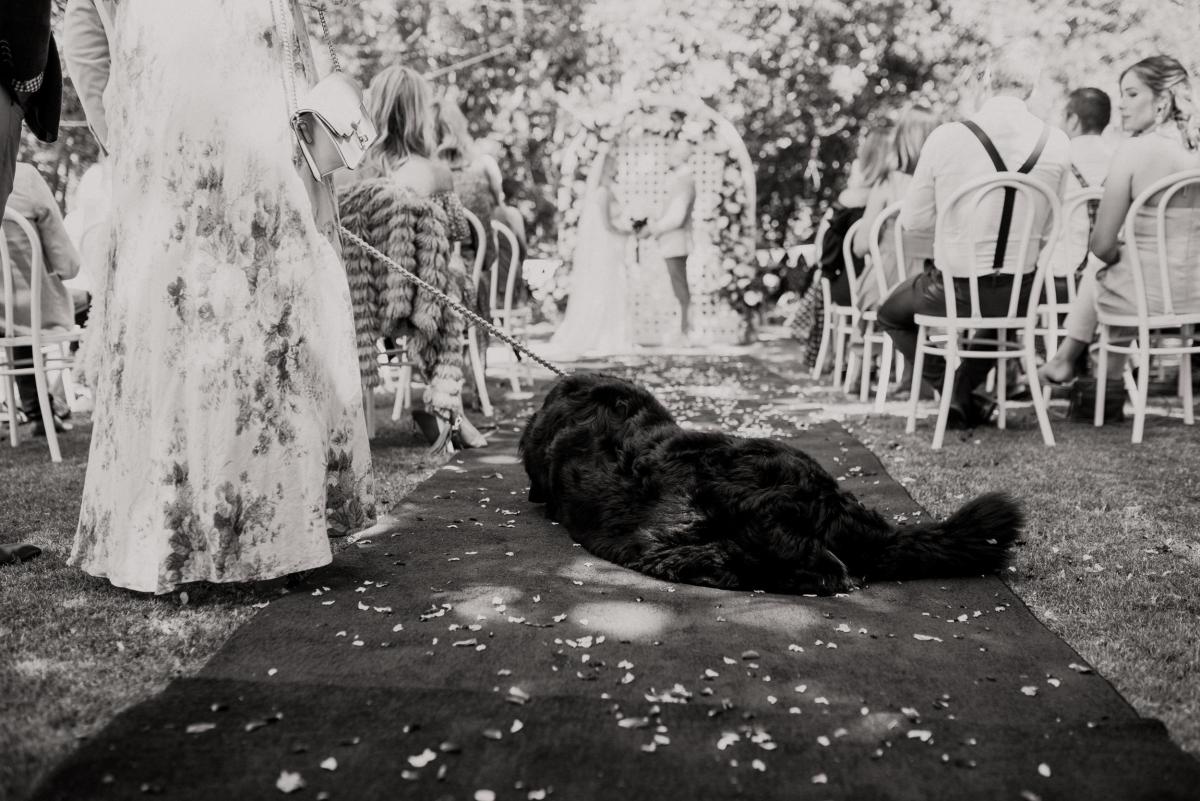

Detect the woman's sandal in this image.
[412,409,456,455]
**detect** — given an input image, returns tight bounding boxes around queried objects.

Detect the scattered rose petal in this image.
[275,771,305,794]
[475,791,496,801]
[1038,763,1051,778]
[408,749,437,768]
[913,634,943,642]
[812,773,828,784]
[1021,686,1038,697]
[320,757,337,771]
[185,723,216,734]
[907,730,932,742]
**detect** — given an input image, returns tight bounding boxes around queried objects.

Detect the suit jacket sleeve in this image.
[3,0,54,83]
[63,0,111,151]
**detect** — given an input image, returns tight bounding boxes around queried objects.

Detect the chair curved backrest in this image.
[839,218,865,308]
[1,209,46,342]
[461,207,488,288]
[866,201,907,303]
[1121,168,1200,320]
[1045,187,1105,306]
[490,218,522,322]
[812,207,833,268]
[934,172,1063,322]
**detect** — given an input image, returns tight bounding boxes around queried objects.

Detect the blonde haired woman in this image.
[852,104,940,310]
[1039,55,1200,387]
[356,65,488,451]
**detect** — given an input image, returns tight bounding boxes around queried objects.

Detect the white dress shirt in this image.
[1047,133,1117,277]
[899,96,1071,278]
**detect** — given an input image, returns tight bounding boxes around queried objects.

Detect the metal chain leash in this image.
[338,226,567,378]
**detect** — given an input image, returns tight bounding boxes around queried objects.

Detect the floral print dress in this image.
[69,0,375,594]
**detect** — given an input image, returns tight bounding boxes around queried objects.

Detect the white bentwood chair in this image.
[386,207,494,423]
[1036,187,1105,356]
[1094,168,1200,443]
[488,218,532,393]
[1,209,83,462]
[865,202,911,411]
[904,173,1062,449]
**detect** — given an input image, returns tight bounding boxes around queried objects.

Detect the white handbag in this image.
[275,1,377,180]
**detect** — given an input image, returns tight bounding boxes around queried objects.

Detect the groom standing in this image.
[643,139,696,339]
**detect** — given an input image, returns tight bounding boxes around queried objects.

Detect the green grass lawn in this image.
[848,410,1200,758]
[3,359,1198,800]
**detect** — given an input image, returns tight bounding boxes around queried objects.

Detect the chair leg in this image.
[31,346,62,462]
[1025,347,1056,447]
[3,363,18,448]
[391,364,413,422]
[1132,342,1151,444]
[858,325,874,403]
[1094,328,1109,428]
[811,309,832,379]
[906,326,927,434]
[467,327,494,418]
[1180,327,1194,426]
[995,358,1008,430]
[874,337,893,413]
[932,342,958,450]
[833,314,848,389]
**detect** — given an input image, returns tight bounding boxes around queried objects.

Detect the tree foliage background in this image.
[25,0,1200,253]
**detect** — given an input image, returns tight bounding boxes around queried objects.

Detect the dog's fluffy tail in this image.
[860,492,1023,581]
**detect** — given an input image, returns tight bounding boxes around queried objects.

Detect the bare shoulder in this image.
[431,160,456,193]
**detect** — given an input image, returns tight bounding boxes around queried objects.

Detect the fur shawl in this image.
[338,179,468,389]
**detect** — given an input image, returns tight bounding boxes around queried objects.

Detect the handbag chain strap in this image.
[311,5,342,73]
[271,0,300,116]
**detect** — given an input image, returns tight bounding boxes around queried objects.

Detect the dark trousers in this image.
[0,93,20,215]
[14,292,90,420]
[877,263,1035,409]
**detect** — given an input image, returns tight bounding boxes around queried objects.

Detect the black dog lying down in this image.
[519,373,1022,595]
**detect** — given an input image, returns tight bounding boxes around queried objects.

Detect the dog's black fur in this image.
[519,373,1023,595]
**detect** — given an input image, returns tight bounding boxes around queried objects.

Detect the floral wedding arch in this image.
[557,94,758,344]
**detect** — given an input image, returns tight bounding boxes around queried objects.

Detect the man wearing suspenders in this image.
[877,41,1071,429]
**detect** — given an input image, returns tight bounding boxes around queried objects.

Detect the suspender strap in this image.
[961,121,1050,271]
[1070,164,1089,188]
[1070,165,1104,275]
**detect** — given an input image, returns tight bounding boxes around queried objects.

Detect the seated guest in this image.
[356,66,488,451]
[1038,55,1200,386]
[852,104,941,311]
[1045,87,1116,287]
[825,125,893,306]
[434,96,505,310]
[2,162,84,434]
[877,40,1071,427]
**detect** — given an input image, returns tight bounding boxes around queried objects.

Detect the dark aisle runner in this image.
[34,366,1200,800]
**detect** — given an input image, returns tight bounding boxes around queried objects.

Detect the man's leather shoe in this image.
[31,415,74,436]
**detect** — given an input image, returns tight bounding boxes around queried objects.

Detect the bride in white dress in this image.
[550,149,637,357]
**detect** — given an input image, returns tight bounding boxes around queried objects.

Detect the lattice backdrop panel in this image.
[612,135,743,346]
